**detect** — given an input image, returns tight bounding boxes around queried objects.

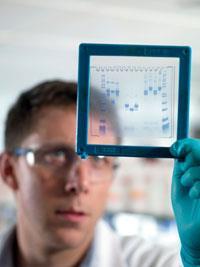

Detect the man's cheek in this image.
[92,190,109,212]
[21,181,46,213]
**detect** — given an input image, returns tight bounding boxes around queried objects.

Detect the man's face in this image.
[12,105,116,250]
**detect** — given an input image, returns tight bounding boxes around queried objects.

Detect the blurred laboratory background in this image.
[1,0,200,247]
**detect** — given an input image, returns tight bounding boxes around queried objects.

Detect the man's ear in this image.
[0,152,18,191]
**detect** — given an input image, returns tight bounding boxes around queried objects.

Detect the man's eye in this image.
[91,156,103,162]
[90,156,109,166]
[42,151,67,165]
[90,156,119,170]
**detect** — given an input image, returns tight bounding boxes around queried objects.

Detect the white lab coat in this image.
[0,220,182,267]
[81,220,182,267]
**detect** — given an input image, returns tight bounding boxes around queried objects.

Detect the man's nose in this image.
[64,159,91,194]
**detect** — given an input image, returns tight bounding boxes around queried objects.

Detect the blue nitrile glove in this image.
[170,138,200,267]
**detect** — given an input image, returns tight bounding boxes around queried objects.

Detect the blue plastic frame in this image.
[76,43,191,158]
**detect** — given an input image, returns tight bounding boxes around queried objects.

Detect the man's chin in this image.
[50,227,92,250]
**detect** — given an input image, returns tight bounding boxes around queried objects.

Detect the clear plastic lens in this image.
[42,151,67,165]
[89,156,115,170]
[26,152,35,166]
[97,155,105,159]
[23,146,117,181]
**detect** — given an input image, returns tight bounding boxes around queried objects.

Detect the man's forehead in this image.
[88,114,118,145]
[22,106,117,147]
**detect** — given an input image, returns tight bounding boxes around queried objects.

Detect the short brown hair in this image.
[5,80,77,150]
[4,80,121,150]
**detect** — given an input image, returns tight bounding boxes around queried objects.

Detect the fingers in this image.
[170,138,200,159]
[171,139,200,200]
[171,138,200,173]
[176,166,200,199]
[170,139,191,158]
[181,166,200,187]
[189,182,200,199]
[171,160,189,201]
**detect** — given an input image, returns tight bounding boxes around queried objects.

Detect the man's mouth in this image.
[55,209,88,223]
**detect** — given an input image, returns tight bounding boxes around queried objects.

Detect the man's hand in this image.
[170,138,200,266]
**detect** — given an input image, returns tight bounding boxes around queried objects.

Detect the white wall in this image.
[1,0,200,151]
[0,0,200,221]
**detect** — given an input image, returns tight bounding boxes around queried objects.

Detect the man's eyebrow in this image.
[34,143,74,150]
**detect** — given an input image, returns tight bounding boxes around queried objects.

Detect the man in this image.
[0,80,200,267]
